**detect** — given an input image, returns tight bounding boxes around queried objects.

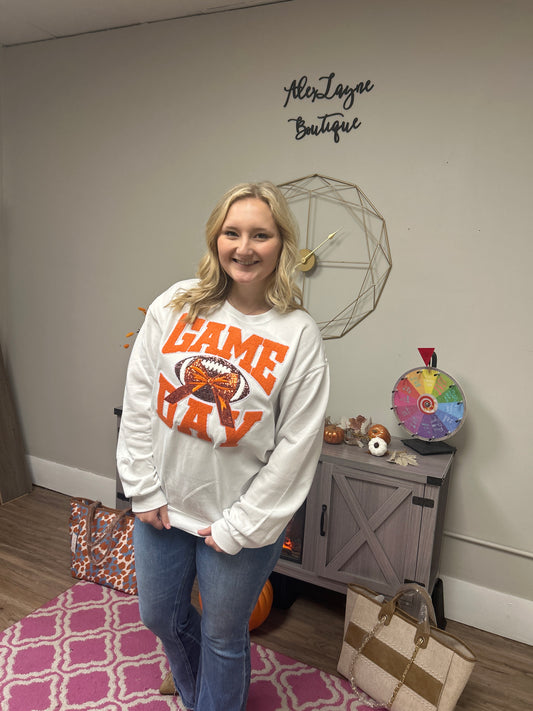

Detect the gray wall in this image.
[1,0,532,615]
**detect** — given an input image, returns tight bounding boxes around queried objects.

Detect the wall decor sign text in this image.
[282,72,374,143]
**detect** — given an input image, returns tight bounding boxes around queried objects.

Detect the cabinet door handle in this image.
[320,504,327,536]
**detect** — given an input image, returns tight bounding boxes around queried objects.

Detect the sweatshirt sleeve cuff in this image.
[131,489,168,514]
[210,518,243,555]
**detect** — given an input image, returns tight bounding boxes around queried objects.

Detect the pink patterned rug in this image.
[0,581,381,710]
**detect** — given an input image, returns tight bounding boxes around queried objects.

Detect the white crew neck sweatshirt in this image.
[117,280,330,554]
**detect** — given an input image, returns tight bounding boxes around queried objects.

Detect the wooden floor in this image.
[1,487,532,709]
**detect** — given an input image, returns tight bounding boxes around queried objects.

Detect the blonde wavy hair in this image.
[169,181,303,322]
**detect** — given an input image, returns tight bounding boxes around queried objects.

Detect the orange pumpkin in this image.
[324,424,345,444]
[367,424,391,444]
[198,579,273,631]
[249,579,274,630]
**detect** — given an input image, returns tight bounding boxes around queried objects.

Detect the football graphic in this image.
[165,355,250,428]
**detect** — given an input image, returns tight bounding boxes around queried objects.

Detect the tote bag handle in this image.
[84,500,133,566]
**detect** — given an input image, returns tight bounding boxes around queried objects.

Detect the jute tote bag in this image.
[338,583,476,710]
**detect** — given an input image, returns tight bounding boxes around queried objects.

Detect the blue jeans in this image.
[133,520,284,711]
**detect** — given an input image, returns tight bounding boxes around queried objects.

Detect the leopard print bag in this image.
[69,497,137,595]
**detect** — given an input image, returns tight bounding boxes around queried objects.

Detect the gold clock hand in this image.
[301,230,340,265]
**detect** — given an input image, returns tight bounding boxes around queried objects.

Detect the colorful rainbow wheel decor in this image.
[392,368,466,441]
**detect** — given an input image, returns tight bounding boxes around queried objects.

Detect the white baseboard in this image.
[440,575,533,646]
[25,456,533,646]
[28,455,116,508]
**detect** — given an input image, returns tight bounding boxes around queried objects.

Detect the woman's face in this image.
[217,198,282,291]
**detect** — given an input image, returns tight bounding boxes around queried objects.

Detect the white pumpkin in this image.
[368,436,388,457]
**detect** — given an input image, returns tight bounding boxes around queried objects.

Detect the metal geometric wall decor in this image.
[278,174,392,339]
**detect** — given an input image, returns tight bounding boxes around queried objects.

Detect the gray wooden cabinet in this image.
[275,437,454,601]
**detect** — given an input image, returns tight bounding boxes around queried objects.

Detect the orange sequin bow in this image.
[165,357,240,427]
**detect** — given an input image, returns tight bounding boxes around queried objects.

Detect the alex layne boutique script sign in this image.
[283,72,374,143]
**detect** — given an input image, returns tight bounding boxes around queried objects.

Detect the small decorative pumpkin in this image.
[198,579,273,631]
[324,424,345,444]
[367,424,391,444]
[369,436,388,457]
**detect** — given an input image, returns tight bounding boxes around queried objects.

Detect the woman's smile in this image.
[217,198,282,290]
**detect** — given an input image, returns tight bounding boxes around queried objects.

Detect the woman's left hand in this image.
[198,526,225,553]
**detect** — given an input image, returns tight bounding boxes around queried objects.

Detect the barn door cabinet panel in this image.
[275,438,453,601]
[316,461,425,594]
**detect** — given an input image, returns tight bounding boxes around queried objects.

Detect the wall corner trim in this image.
[440,575,533,646]
[28,455,116,508]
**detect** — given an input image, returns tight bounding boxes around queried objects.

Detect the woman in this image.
[117,182,329,711]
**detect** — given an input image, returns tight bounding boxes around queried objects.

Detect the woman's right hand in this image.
[136,505,171,530]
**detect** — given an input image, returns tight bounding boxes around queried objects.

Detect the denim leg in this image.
[133,520,201,710]
[195,532,284,711]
